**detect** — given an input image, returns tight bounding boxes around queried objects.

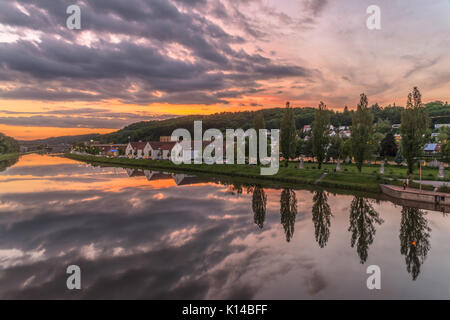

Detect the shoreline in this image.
[65,153,384,194]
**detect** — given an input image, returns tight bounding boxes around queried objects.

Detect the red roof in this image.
[129,142,149,150]
[148,141,177,151]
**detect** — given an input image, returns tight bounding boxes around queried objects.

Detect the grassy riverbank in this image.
[290,161,450,182]
[66,153,390,193]
[0,153,20,161]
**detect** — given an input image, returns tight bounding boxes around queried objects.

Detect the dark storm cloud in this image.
[0,0,313,105]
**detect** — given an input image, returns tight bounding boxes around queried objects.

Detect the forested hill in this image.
[22,133,101,145]
[0,133,19,154]
[99,101,450,143]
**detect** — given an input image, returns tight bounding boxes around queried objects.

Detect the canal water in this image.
[0,154,449,299]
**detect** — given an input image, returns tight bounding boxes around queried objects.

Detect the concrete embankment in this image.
[380,184,450,207]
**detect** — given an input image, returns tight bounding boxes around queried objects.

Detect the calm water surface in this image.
[0,154,449,299]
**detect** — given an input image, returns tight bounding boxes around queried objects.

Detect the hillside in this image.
[0,132,19,154]
[96,101,448,144]
[21,133,101,145]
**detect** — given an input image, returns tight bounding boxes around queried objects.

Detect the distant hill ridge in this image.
[98,101,450,144]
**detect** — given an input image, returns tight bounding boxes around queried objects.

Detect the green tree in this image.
[0,133,19,154]
[351,93,374,172]
[280,102,297,166]
[312,101,330,169]
[327,135,342,162]
[442,141,450,163]
[380,132,398,158]
[395,147,404,166]
[375,119,392,135]
[437,126,450,143]
[401,87,430,174]
[342,139,352,163]
[253,111,265,165]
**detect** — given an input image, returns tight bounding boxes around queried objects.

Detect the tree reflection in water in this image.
[348,197,384,264]
[280,188,297,242]
[251,186,267,229]
[399,206,431,281]
[0,156,19,172]
[312,190,333,248]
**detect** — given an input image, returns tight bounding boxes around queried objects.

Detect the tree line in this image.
[280,87,432,174]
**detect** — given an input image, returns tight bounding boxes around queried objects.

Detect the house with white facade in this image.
[125,142,151,159]
[125,141,177,160]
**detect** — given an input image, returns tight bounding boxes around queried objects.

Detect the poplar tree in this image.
[280,102,297,166]
[254,111,265,165]
[400,87,430,174]
[351,93,374,172]
[312,101,330,169]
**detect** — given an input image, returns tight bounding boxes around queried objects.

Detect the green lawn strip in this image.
[318,172,381,193]
[291,161,450,182]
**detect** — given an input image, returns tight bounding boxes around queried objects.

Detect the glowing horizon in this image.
[1,0,449,140]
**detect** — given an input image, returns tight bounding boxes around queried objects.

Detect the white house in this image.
[125,141,176,159]
[125,142,151,159]
[148,141,177,160]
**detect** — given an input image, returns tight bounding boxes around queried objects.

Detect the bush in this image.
[437,185,450,193]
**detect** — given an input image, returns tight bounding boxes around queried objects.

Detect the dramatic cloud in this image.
[1,0,450,139]
[0,0,313,106]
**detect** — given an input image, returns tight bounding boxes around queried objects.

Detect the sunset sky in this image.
[0,0,449,140]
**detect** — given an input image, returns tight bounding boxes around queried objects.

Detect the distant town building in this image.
[339,130,351,138]
[392,124,401,129]
[125,141,176,160]
[90,144,127,156]
[303,125,311,132]
[424,143,442,154]
[435,124,450,129]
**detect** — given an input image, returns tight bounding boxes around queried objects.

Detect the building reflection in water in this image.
[126,168,206,186]
[348,196,384,264]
